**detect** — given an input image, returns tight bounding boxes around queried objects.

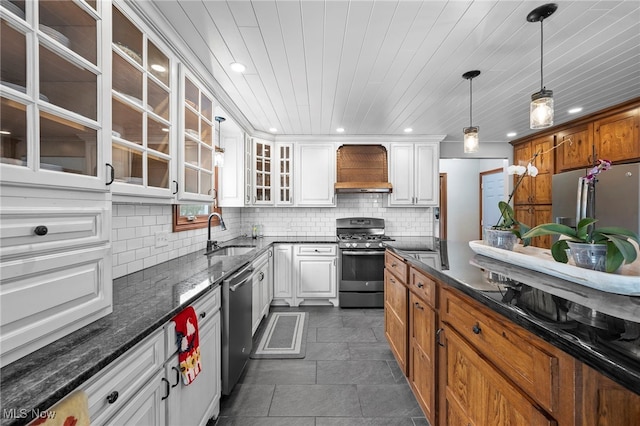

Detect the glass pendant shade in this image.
[530,89,554,129]
[463,126,479,153]
[214,149,225,167]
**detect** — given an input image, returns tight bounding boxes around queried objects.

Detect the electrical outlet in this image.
[155,231,169,248]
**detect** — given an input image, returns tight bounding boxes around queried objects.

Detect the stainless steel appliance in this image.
[221,264,253,395]
[337,217,393,308]
[552,162,640,234]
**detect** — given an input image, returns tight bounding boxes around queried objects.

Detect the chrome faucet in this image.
[207,212,227,251]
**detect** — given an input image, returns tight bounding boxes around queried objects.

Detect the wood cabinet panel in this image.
[384,268,408,375]
[409,266,436,308]
[443,328,554,426]
[579,363,640,426]
[385,250,408,282]
[515,204,552,249]
[442,289,558,414]
[513,142,532,205]
[556,123,594,172]
[409,292,437,425]
[594,108,640,162]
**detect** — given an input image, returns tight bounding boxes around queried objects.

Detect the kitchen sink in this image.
[206,246,255,256]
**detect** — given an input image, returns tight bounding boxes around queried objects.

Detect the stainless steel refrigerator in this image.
[552,162,640,235]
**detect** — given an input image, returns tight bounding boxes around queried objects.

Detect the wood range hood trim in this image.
[335,144,393,193]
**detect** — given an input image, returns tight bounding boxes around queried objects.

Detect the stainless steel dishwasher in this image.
[221,264,253,395]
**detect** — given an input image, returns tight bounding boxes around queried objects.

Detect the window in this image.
[172,203,222,232]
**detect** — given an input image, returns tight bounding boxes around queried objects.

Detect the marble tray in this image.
[468,240,640,296]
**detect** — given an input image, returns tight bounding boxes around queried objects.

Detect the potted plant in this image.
[522,218,639,273]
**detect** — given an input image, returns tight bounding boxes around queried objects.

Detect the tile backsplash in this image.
[112,193,433,278]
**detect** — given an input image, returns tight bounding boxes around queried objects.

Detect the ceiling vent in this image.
[335,145,393,193]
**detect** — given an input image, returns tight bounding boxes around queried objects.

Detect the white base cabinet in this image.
[252,249,273,335]
[273,244,338,307]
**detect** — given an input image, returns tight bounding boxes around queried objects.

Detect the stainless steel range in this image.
[337,217,393,308]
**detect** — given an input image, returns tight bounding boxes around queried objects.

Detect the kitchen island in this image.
[2,236,638,425]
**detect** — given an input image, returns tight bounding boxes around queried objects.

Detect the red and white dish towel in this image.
[173,306,202,385]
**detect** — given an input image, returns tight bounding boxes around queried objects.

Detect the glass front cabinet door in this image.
[0,0,109,191]
[111,3,174,201]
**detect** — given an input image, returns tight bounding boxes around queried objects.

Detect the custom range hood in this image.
[334,145,393,193]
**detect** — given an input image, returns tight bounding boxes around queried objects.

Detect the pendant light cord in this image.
[540,19,544,91]
[469,77,473,126]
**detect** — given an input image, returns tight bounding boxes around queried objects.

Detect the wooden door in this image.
[555,123,593,172]
[533,205,552,249]
[594,108,640,162]
[443,328,554,426]
[409,292,437,425]
[531,135,554,204]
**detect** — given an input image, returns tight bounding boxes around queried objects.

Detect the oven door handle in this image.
[341,250,385,256]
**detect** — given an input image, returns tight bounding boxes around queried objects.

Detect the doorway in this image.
[480,168,505,239]
[439,173,447,240]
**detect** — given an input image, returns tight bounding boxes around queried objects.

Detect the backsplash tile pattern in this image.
[112,194,433,278]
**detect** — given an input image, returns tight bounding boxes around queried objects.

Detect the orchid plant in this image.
[491,153,540,247]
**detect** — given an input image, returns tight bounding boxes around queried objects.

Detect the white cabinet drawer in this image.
[295,244,337,256]
[165,286,221,357]
[0,245,112,366]
[82,329,165,425]
[0,207,108,259]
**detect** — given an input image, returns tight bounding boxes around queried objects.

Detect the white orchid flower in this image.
[526,163,539,177]
[507,165,526,176]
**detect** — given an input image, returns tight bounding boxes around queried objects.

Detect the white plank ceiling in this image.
[135,0,640,143]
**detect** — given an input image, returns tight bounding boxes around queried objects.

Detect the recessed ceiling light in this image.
[404,128,413,133]
[507,132,517,138]
[336,127,345,133]
[230,62,246,73]
[150,64,166,73]
[568,107,583,114]
[269,127,277,132]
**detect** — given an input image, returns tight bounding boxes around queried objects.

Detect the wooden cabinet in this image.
[384,250,409,375]
[594,108,640,163]
[439,287,576,426]
[556,123,594,173]
[294,143,336,206]
[388,142,439,207]
[294,244,338,305]
[579,363,640,426]
[515,204,552,248]
[408,266,438,425]
[512,135,553,248]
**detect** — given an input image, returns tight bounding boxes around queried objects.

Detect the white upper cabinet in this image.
[250,137,274,205]
[294,143,336,206]
[275,142,294,205]
[389,142,439,207]
[176,69,219,203]
[110,3,175,201]
[0,0,109,192]
[218,112,245,208]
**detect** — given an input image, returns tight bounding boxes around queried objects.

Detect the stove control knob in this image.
[378,242,384,248]
[365,243,371,248]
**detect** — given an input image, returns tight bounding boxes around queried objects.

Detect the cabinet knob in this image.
[417,282,424,288]
[414,302,424,310]
[34,225,48,236]
[472,324,481,335]
[106,391,119,404]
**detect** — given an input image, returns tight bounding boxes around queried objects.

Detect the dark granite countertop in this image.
[0,236,336,426]
[388,241,640,395]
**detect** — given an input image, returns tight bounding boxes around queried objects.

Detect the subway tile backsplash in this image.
[112,194,433,278]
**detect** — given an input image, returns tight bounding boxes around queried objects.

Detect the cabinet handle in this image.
[389,277,396,284]
[171,366,180,387]
[259,272,264,281]
[106,391,119,404]
[172,180,178,195]
[472,323,482,334]
[34,225,48,236]
[436,328,444,347]
[391,262,397,267]
[161,377,170,400]
[414,302,424,310]
[105,163,115,185]
[417,282,424,288]
[200,311,207,319]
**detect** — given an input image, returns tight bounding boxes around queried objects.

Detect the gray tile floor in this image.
[215,306,428,426]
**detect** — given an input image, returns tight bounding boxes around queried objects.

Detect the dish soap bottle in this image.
[252,225,258,239]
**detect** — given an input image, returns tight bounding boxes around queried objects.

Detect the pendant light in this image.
[214,116,226,167]
[527,3,557,129]
[462,70,481,154]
